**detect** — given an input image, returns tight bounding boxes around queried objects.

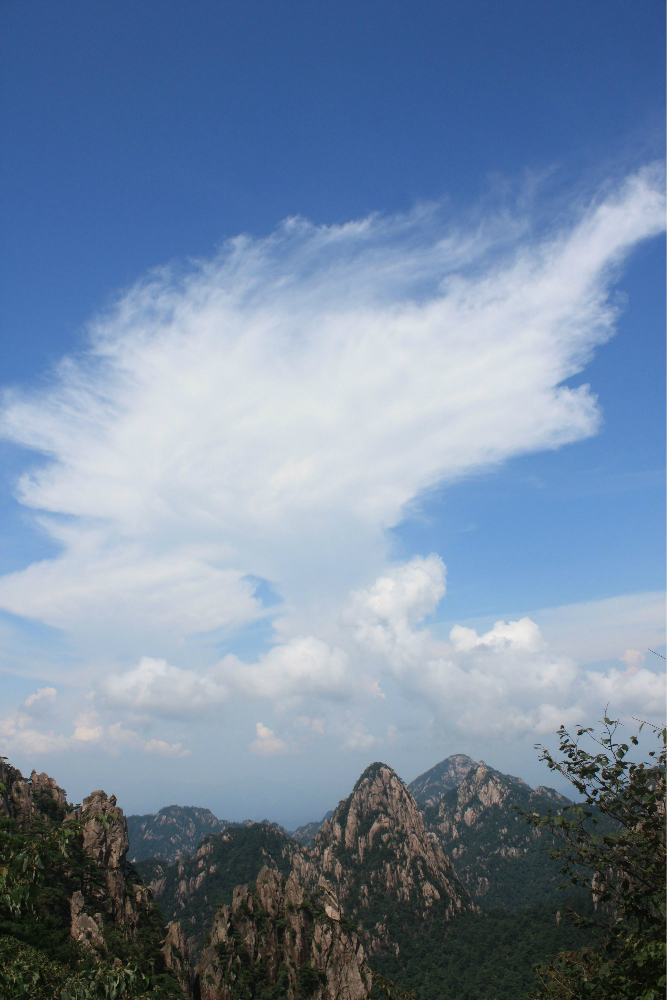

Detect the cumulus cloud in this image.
[89,555,665,742]
[250,722,288,756]
[341,718,377,752]
[72,710,103,742]
[621,649,646,675]
[295,716,325,734]
[220,637,353,701]
[102,656,228,717]
[0,166,662,658]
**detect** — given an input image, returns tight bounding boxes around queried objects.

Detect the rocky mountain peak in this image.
[408,753,477,808]
[423,760,572,908]
[77,790,130,870]
[310,762,469,926]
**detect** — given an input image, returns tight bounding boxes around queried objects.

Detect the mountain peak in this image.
[311,761,470,934]
[408,753,477,808]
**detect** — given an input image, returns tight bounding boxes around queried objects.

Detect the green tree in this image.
[525,715,665,999]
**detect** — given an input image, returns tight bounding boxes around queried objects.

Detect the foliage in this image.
[370,894,594,1000]
[525,716,666,999]
[0,804,84,918]
[0,935,183,999]
[0,773,184,999]
[370,972,417,1000]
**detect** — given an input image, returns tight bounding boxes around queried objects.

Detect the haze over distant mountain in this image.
[290,810,334,846]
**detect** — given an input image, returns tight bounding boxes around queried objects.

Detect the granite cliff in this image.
[307,762,469,921]
[196,866,371,1000]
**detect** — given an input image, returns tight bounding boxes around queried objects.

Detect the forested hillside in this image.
[2,722,663,999]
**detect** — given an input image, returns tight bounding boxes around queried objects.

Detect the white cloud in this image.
[0,167,662,662]
[345,555,445,661]
[23,686,56,709]
[621,649,646,675]
[250,722,288,756]
[72,710,103,742]
[0,169,664,768]
[144,738,190,757]
[339,715,377,752]
[295,716,325,734]
[221,637,353,701]
[0,725,70,756]
[102,656,228,717]
[91,556,664,739]
[526,591,666,665]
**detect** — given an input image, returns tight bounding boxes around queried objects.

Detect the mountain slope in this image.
[300,761,473,967]
[423,760,571,909]
[408,754,477,808]
[142,822,305,951]
[0,757,186,995]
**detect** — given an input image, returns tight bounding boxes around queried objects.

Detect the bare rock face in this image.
[0,758,69,825]
[162,919,193,995]
[196,866,371,1000]
[408,754,477,809]
[70,890,106,953]
[72,788,154,941]
[309,763,469,923]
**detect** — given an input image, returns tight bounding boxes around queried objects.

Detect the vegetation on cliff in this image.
[0,759,183,999]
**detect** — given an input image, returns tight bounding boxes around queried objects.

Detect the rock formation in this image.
[196,865,372,1000]
[141,821,302,953]
[0,758,68,825]
[307,762,469,923]
[0,755,187,987]
[69,788,159,952]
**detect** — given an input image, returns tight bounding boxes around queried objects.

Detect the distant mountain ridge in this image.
[127,805,230,864]
[127,804,287,864]
[290,809,334,846]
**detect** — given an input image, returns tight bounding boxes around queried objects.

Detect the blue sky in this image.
[0,0,664,824]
